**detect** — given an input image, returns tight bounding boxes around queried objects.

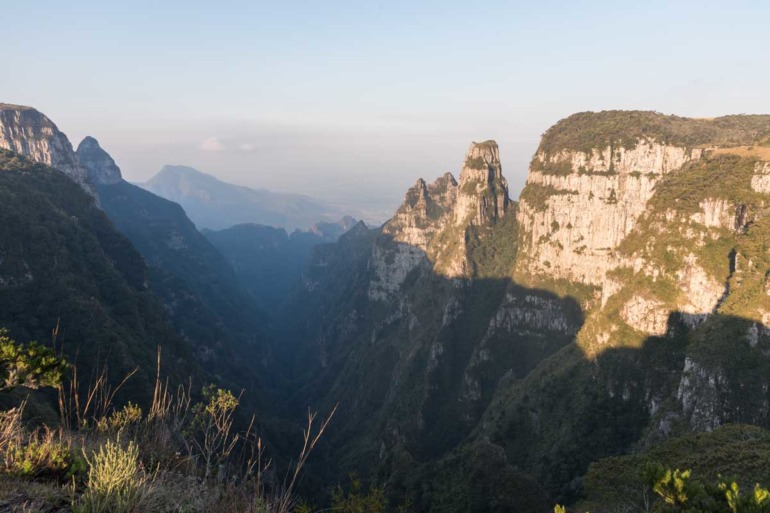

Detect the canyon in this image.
[3,103,770,511]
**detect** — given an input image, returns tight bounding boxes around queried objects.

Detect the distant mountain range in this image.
[138,165,354,231]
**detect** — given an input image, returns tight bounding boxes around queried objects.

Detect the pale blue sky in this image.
[3,0,769,219]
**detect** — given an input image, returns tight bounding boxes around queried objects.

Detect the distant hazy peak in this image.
[141,164,351,231]
[76,136,123,185]
[156,164,208,177]
[0,102,93,193]
[341,219,369,239]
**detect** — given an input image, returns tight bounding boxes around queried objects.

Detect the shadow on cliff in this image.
[475,308,770,509]
[266,226,587,505]
[265,224,770,512]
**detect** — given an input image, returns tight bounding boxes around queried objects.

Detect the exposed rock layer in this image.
[0,103,92,192]
[383,140,510,277]
[76,136,123,185]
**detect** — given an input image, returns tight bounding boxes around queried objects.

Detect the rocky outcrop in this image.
[0,103,92,192]
[76,136,123,185]
[676,253,725,316]
[454,141,509,227]
[368,243,428,301]
[487,292,579,335]
[516,138,702,285]
[384,173,458,249]
[382,140,510,278]
[620,295,669,335]
[677,357,727,431]
[752,162,770,194]
[690,199,734,230]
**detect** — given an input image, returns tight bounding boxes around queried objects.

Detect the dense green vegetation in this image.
[538,111,770,154]
[647,154,764,214]
[582,425,770,512]
[530,159,574,176]
[0,150,195,400]
[465,207,519,278]
[0,349,337,512]
[0,329,67,393]
[518,183,577,211]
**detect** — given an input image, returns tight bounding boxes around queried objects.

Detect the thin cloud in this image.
[200,137,226,152]
[238,143,256,152]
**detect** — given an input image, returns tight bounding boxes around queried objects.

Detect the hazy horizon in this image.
[4,0,770,219]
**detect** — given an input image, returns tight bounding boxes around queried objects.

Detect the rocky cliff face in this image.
[454,140,509,226]
[477,113,770,488]
[516,137,703,286]
[382,140,510,278]
[76,136,123,185]
[0,103,92,192]
[293,112,770,509]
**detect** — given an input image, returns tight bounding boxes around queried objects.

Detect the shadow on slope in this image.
[271,223,585,509]
[459,309,770,510]
[272,217,770,512]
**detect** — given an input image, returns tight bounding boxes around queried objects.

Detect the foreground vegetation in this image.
[0,330,346,512]
[561,462,770,512]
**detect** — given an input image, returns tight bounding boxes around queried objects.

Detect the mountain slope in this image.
[468,112,770,504]
[0,149,195,400]
[141,164,346,231]
[76,138,270,398]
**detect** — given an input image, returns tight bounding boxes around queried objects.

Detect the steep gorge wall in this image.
[516,139,703,285]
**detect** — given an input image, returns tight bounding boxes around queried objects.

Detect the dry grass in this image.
[1,348,337,513]
[0,477,71,512]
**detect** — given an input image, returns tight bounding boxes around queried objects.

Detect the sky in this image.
[3,0,770,220]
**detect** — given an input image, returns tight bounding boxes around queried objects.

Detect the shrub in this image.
[189,385,240,480]
[4,432,73,478]
[75,438,153,513]
[0,328,67,393]
[0,401,82,480]
[331,475,387,513]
